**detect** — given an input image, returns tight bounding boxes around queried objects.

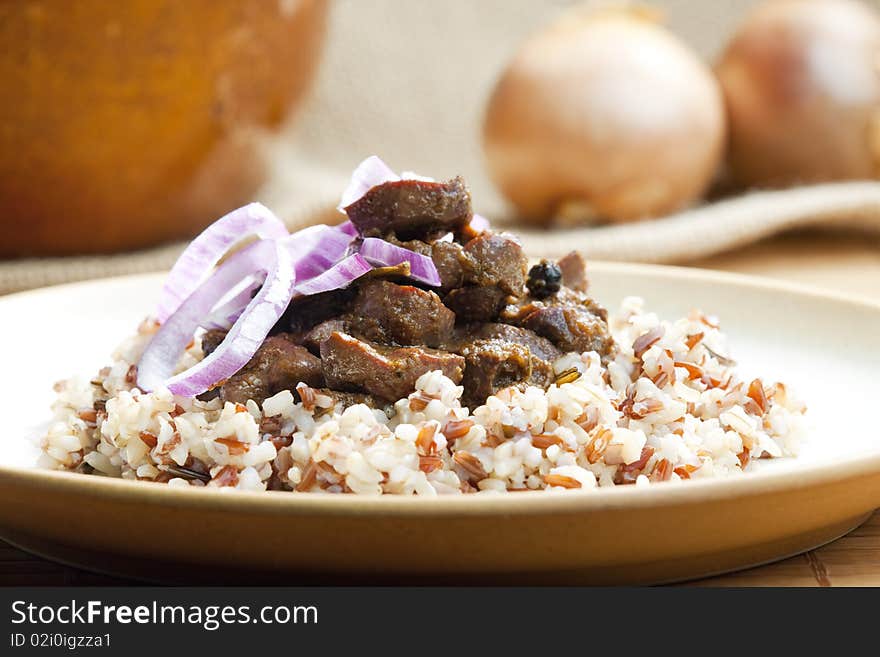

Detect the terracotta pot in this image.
[0,0,327,257]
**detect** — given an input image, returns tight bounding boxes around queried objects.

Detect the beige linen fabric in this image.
[514,182,880,261]
[3,0,880,294]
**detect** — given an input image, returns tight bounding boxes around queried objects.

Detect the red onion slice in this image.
[199,278,261,331]
[284,224,355,281]
[292,254,373,297]
[337,156,399,211]
[359,237,442,287]
[468,213,490,234]
[138,240,295,397]
[336,156,438,215]
[400,171,436,182]
[338,220,358,236]
[197,221,355,332]
[156,203,288,323]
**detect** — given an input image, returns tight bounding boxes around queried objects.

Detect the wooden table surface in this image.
[2,229,879,586]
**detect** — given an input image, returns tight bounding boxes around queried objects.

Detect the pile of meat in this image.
[201,177,616,410]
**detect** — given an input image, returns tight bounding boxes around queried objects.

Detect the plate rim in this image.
[2,259,880,312]
[2,261,879,518]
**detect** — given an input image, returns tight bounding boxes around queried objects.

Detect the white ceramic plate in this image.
[0,265,878,584]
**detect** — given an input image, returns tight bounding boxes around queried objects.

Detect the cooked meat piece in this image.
[387,236,431,256]
[526,260,563,299]
[462,233,527,296]
[526,353,555,389]
[519,305,614,357]
[320,331,464,400]
[461,339,529,405]
[459,339,554,407]
[431,239,469,290]
[302,280,456,351]
[301,319,348,354]
[344,177,472,238]
[557,287,608,323]
[502,287,612,358]
[200,329,227,357]
[557,251,589,292]
[387,234,469,292]
[278,288,355,335]
[443,325,559,405]
[343,316,386,345]
[216,335,324,405]
[454,323,562,362]
[502,288,608,324]
[195,330,230,401]
[348,280,454,347]
[443,286,505,322]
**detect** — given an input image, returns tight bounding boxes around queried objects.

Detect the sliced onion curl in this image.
[468,213,490,235]
[198,222,356,332]
[337,156,399,211]
[337,155,437,213]
[339,156,491,237]
[292,254,373,297]
[359,238,441,287]
[199,277,261,331]
[156,203,288,323]
[285,224,355,281]
[142,157,488,398]
[138,239,295,397]
[338,220,359,237]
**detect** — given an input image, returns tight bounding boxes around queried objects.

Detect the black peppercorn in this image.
[526,260,562,299]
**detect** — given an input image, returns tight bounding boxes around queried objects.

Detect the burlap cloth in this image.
[3,0,880,295]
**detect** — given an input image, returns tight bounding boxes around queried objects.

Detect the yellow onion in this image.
[482,7,725,225]
[717,0,880,187]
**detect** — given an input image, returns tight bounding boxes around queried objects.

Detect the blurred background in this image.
[267,0,759,218]
[1,0,879,296]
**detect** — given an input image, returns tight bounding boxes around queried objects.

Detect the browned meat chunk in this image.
[301,319,347,354]
[557,251,589,293]
[443,286,505,322]
[387,234,469,292]
[302,318,385,356]
[461,340,529,405]
[320,332,464,400]
[519,305,614,357]
[456,323,562,362]
[197,330,229,401]
[215,335,324,405]
[280,288,355,335]
[431,239,468,291]
[443,324,559,406]
[503,287,608,323]
[459,339,555,407]
[462,233,527,296]
[557,287,608,323]
[344,177,472,238]
[301,281,456,351]
[348,280,454,347]
[200,329,227,358]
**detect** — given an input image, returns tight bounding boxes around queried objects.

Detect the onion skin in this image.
[482,9,725,224]
[717,0,880,187]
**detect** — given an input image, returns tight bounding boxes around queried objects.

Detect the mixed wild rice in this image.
[38,298,807,494]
